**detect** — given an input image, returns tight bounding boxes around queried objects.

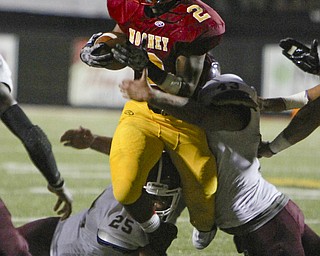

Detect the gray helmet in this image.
[198,74,258,109]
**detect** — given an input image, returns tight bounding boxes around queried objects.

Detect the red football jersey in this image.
[107,0,225,73]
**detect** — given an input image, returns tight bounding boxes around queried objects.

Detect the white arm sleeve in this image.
[282,91,309,109]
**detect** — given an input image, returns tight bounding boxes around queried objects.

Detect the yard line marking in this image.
[175,217,320,224]
[13,216,320,226]
[13,217,44,224]
[1,162,111,179]
[267,177,320,189]
[278,187,320,200]
[30,187,103,195]
[3,186,319,199]
[2,163,320,188]
[0,187,104,195]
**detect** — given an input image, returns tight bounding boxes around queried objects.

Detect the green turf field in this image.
[0,105,319,255]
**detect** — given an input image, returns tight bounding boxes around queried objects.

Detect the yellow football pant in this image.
[110,100,217,231]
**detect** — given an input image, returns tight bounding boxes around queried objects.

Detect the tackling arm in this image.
[119,69,203,123]
[283,98,320,144]
[60,126,112,155]
[120,69,247,131]
[150,89,247,131]
[258,84,320,112]
[258,97,320,157]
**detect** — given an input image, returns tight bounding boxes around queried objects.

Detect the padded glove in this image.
[280,38,320,75]
[112,39,149,71]
[80,32,113,68]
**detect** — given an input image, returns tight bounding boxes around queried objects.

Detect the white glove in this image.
[80,32,113,68]
[0,54,13,90]
[47,180,73,220]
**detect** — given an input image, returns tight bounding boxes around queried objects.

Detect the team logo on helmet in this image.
[155,20,165,27]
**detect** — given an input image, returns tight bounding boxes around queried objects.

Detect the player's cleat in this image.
[148,222,178,256]
[192,225,217,250]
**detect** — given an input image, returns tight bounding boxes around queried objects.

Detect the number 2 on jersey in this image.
[187,5,211,23]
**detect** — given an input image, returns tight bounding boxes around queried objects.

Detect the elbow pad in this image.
[23,125,61,185]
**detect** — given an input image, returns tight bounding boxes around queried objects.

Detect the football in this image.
[92,32,128,70]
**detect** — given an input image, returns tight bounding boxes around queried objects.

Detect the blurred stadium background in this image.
[1,0,320,106]
[0,0,320,255]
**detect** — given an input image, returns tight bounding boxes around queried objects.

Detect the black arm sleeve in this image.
[1,104,61,185]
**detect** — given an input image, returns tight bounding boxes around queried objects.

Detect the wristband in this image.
[146,61,190,95]
[158,73,182,95]
[140,213,160,233]
[49,177,64,189]
[269,132,292,154]
[89,135,98,148]
[282,91,308,110]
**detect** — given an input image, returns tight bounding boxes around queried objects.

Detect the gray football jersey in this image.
[50,186,148,256]
[205,108,283,230]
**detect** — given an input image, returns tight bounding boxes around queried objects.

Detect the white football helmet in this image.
[144,151,182,222]
[198,74,258,109]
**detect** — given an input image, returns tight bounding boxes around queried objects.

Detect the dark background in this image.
[0,3,319,106]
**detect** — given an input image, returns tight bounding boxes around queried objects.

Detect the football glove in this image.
[47,179,73,220]
[112,38,149,71]
[80,32,113,68]
[279,38,320,75]
[0,54,13,89]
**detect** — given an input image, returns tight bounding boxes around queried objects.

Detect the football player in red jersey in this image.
[0,55,72,255]
[80,0,225,254]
